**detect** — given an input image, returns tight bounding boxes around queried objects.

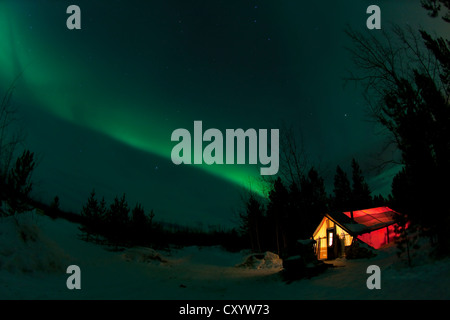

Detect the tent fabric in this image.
[341,207,398,234]
[356,224,397,249]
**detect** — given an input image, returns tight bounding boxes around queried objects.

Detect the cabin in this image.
[312,207,400,260]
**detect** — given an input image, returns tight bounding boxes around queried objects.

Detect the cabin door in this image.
[327,228,336,260]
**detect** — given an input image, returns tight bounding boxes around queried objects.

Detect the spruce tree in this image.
[332,165,352,211]
[81,190,99,221]
[351,159,372,210]
[99,196,107,222]
[266,177,289,256]
[80,189,102,238]
[0,87,26,215]
[5,150,35,215]
[372,194,387,207]
[300,167,329,230]
[287,182,304,241]
[106,193,130,243]
[132,203,147,226]
[131,203,148,244]
[240,194,264,253]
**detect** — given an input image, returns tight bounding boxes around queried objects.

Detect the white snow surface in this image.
[1,213,449,300]
[236,252,283,270]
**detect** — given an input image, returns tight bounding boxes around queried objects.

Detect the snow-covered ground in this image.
[1,212,449,300]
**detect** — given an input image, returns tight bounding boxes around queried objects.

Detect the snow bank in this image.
[1,214,449,300]
[0,212,70,273]
[236,252,283,270]
[173,245,245,267]
[121,247,167,264]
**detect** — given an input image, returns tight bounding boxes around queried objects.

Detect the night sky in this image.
[0,1,446,227]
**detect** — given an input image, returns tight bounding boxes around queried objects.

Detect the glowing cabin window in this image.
[328,232,333,246]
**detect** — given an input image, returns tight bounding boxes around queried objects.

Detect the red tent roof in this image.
[340,206,398,234]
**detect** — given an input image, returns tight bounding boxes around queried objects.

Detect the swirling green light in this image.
[0,2,268,197]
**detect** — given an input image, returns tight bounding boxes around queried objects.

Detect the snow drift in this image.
[0,212,70,273]
[1,212,450,300]
[236,252,283,270]
[121,247,168,264]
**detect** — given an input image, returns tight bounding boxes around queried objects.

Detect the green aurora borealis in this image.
[1,0,446,226]
[0,1,269,196]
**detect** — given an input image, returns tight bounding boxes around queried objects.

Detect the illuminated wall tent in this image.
[312,207,400,260]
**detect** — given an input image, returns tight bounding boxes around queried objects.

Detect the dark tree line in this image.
[80,190,158,247]
[239,158,379,258]
[346,1,450,256]
[79,189,244,250]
